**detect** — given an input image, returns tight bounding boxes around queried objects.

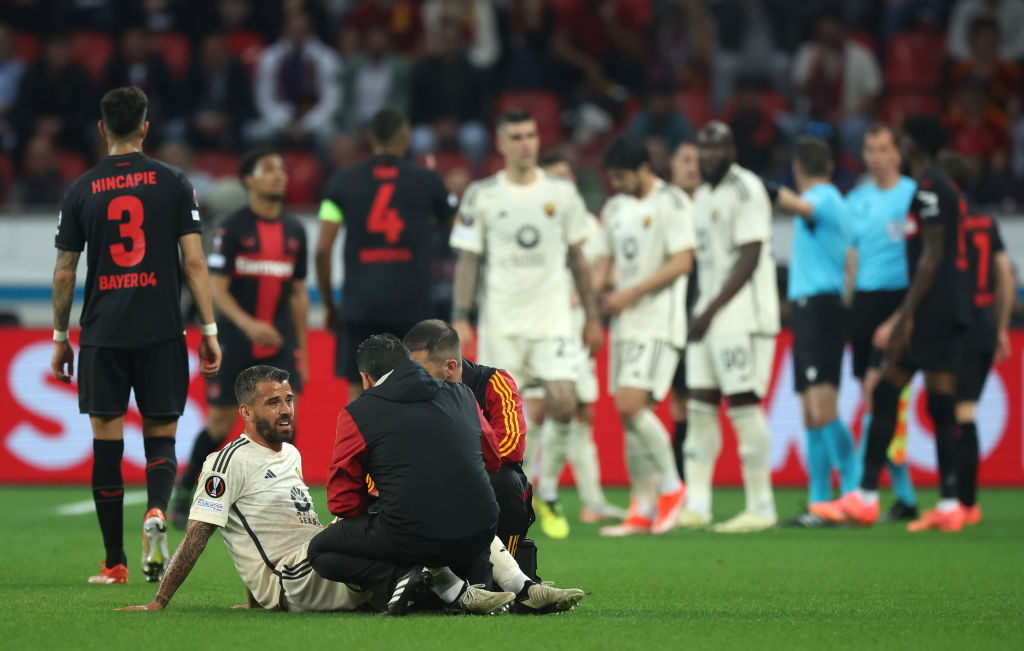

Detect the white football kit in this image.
[449,169,591,388]
[190,435,371,612]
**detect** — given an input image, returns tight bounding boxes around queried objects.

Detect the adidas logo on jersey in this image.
[264,469,277,479]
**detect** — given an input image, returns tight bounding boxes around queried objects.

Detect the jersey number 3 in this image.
[367,183,405,244]
[108,195,146,267]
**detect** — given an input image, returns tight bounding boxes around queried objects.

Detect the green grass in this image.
[1,487,1022,650]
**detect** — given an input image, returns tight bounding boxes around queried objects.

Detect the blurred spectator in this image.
[10,33,94,157]
[883,0,949,44]
[251,11,341,147]
[789,9,881,156]
[138,0,186,32]
[409,19,488,162]
[946,16,1022,117]
[336,23,411,133]
[423,0,500,70]
[709,0,797,110]
[184,32,252,151]
[497,0,560,90]
[948,0,1024,61]
[155,140,215,202]
[11,135,65,208]
[627,83,693,151]
[102,25,183,145]
[346,0,424,55]
[728,76,785,178]
[0,23,25,151]
[945,74,1011,203]
[654,0,714,90]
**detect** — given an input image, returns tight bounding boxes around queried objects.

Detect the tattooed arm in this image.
[451,250,481,350]
[568,243,604,355]
[50,250,79,383]
[118,520,218,611]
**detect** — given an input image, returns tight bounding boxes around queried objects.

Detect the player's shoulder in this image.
[723,165,766,202]
[918,167,957,194]
[656,182,692,210]
[601,193,628,217]
[143,154,191,186]
[844,181,873,202]
[463,174,501,202]
[219,207,254,232]
[539,170,576,191]
[207,435,254,476]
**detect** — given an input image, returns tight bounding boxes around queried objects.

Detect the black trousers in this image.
[489,463,534,548]
[307,512,495,596]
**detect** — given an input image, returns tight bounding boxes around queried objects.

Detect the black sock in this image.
[957,421,979,506]
[178,428,218,492]
[926,392,958,500]
[673,420,687,481]
[92,439,126,568]
[144,437,178,512]
[861,380,901,491]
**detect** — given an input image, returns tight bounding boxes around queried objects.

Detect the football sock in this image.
[729,404,776,518]
[427,567,466,603]
[936,498,960,513]
[566,419,606,510]
[624,429,658,518]
[673,420,687,481]
[92,438,126,568]
[860,413,915,506]
[957,421,979,507]
[684,400,721,518]
[628,409,681,493]
[926,392,959,500]
[522,416,541,481]
[489,536,528,594]
[856,488,879,504]
[143,436,178,512]
[537,420,571,503]
[805,427,831,504]
[178,428,217,491]
[822,418,859,494]
[861,380,901,491]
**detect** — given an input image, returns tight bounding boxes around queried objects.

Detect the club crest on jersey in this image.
[543,202,556,217]
[286,237,299,254]
[241,236,257,249]
[643,215,653,228]
[205,475,226,498]
[461,213,474,227]
[711,209,720,221]
[516,225,541,248]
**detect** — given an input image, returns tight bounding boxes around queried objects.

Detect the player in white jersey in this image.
[538,151,628,525]
[592,135,695,536]
[450,109,604,539]
[686,122,780,533]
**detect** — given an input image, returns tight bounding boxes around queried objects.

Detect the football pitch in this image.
[2,487,1022,651]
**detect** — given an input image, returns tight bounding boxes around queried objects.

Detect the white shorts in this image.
[609,339,680,402]
[686,332,777,397]
[477,331,578,390]
[574,345,599,404]
[278,542,373,613]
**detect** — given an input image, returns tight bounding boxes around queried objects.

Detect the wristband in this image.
[201,323,218,336]
[53,329,69,343]
[764,180,781,204]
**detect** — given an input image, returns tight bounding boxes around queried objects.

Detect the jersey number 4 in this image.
[108,195,146,267]
[367,183,405,244]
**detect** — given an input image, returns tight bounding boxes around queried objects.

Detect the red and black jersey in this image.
[320,154,456,324]
[207,207,308,359]
[55,152,200,349]
[904,167,973,325]
[461,357,528,465]
[959,211,1005,352]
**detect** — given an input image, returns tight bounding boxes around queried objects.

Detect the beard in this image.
[702,159,731,187]
[253,412,294,445]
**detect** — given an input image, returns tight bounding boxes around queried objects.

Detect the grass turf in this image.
[1,487,1022,650]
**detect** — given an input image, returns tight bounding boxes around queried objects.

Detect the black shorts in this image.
[671,349,688,394]
[205,342,304,407]
[335,320,420,381]
[849,289,905,379]
[78,337,188,418]
[791,294,846,393]
[956,350,994,403]
[489,463,535,545]
[897,315,968,374]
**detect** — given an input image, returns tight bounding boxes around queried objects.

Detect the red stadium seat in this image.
[882,92,942,125]
[193,150,241,179]
[493,90,563,147]
[56,150,89,183]
[673,88,711,129]
[849,30,877,55]
[885,30,945,90]
[420,151,472,178]
[280,150,324,207]
[0,153,14,204]
[152,31,191,80]
[481,153,504,178]
[226,29,265,79]
[13,31,39,63]
[67,30,114,83]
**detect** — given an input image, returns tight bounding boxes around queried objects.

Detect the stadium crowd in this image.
[3,0,1024,209]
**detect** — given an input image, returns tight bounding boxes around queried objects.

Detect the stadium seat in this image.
[56,150,89,183]
[420,151,471,178]
[481,153,504,178]
[67,30,114,83]
[280,150,324,207]
[673,88,711,130]
[12,31,39,63]
[493,90,563,147]
[152,31,191,80]
[719,90,790,122]
[226,29,265,78]
[849,30,877,55]
[193,150,241,179]
[885,30,945,90]
[0,152,13,204]
[882,92,942,125]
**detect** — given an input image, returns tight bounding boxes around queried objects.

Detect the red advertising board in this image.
[2,328,1022,487]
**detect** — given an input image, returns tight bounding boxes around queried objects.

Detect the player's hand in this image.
[583,318,604,356]
[323,304,339,332]
[687,310,713,343]
[872,319,893,351]
[601,288,638,317]
[453,319,475,354]
[886,313,913,361]
[199,335,222,377]
[117,601,164,611]
[51,340,75,384]
[244,320,284,348]
[995,330,1012,365]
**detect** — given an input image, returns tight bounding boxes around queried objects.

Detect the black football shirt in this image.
[960,211,1005,352]
[55,152,201,349]
[319,154,456,323]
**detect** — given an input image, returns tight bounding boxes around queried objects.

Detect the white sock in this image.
[522,416,541,482]
[684,400,721,518]
[625,428,658,518]
[538,419,571,503]
[856,489,879,504]
[936,498,959,513]
[428,567,466,603]
[728,404,776,519]
[566,418,606,510]
[628,409,682,494]
[489,536,529,594]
